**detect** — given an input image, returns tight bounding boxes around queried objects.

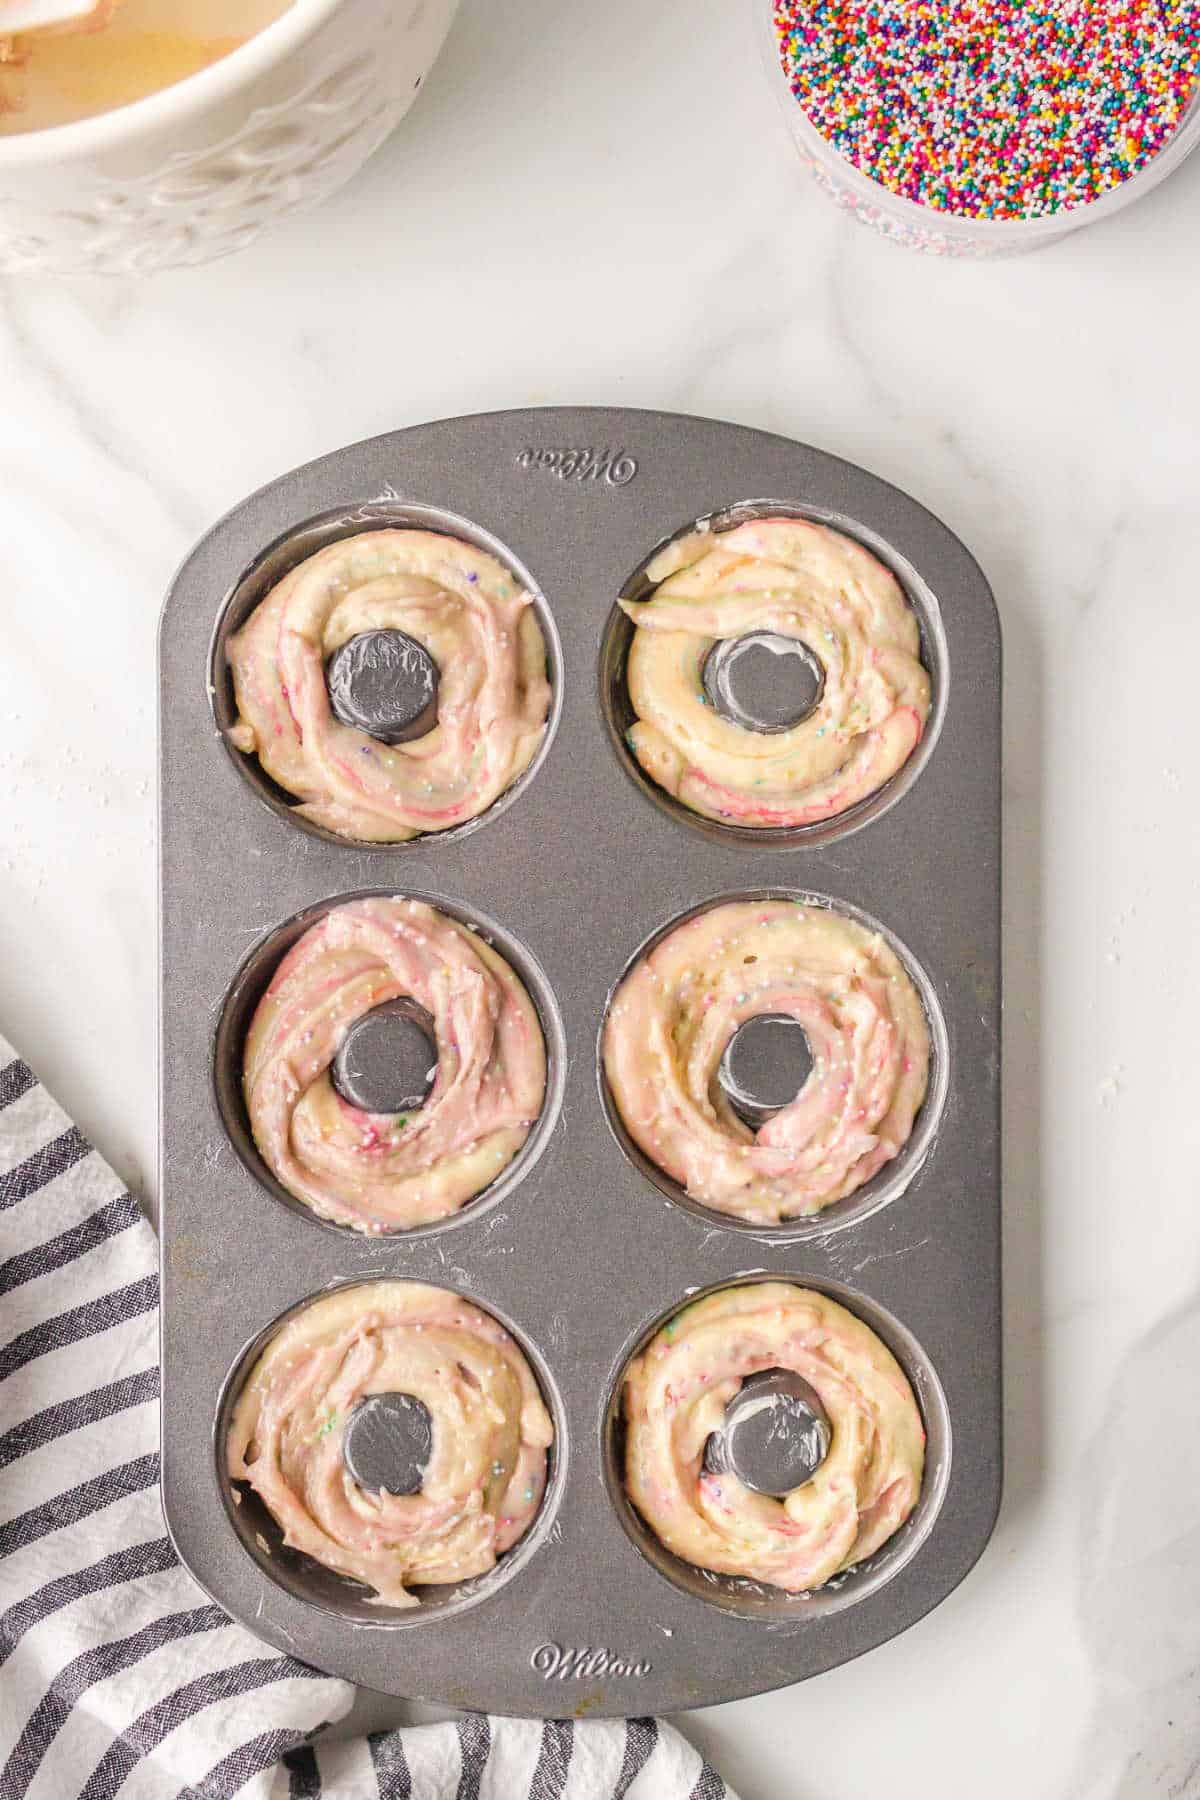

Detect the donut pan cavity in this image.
[212,889,567,1243]
[159,406,1001,1717]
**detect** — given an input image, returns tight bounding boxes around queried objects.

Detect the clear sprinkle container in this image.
[751,0,1200,256]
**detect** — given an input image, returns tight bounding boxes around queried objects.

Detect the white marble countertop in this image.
[3,0,1198,1794]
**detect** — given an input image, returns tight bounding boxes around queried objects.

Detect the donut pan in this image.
[158,406,1001,1717]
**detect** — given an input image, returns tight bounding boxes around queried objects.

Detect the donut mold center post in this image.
[329,997,438,1116]
[160,406,1002,1715]
[703,1369,832,1497]
[342,1393,435,1497]
[326,628,441,745]
[702,630,825,733]
[715,1012,815,1129]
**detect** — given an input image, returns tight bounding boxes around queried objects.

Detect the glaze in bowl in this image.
[0,0,458,273]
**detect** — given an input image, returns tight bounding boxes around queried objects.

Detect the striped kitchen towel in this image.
[0,1035,738,1800]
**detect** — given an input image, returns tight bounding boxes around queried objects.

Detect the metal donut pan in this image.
[158,406,1001,1717]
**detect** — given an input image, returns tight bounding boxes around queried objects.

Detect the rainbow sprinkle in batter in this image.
[772,0,1200,220]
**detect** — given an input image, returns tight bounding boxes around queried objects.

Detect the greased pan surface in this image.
[158,407,1001,1716]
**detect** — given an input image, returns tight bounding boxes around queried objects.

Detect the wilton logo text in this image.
[531,1643,652,1680]
[515,447,638,487]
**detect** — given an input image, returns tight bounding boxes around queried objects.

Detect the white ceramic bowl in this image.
[752,0,1200,256]
[0,0,459,273]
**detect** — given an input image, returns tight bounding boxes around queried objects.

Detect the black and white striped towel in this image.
[0,1035,739,1800]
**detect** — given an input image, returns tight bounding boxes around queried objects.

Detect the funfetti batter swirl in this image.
[227,1282,553,1608]
[621,517,929,829]
[622,1283,924,1593]
[603,899,929,1224]
[226,529,550,843]
[244,898,545,1233]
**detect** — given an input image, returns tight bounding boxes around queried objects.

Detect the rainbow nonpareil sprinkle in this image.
[772,0,1200,220]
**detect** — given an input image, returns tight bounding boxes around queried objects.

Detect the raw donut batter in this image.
[621,517,929,828]
[622,1283,924,1593]
[226,528,551,842]
[603,898,929,1223]
[227,1282,553,1607]
[244,897,546,1232]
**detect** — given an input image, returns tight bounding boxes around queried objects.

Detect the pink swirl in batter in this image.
[244,897,546,1233]
[621,517,930,829]
[603,899,929,1224]
[227,1282,553,1608]
[623,1283,924,1593]
[226,528,551,843]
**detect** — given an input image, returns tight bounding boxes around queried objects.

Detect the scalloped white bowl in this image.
[0,0,458,273]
